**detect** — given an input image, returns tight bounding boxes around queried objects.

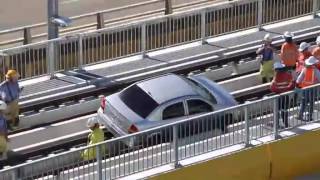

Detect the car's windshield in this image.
[182,77,217,104]
[119,84,159,118]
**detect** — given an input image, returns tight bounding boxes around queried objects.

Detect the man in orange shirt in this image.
[280,31,299,76]
[296,56,320,121]
[296,42,311,74]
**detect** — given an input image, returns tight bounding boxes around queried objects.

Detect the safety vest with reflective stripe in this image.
[300,67,318,88]
[280,42,299,67]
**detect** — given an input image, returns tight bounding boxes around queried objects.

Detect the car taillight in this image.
[100,96,106,110]
[128,124,139,133]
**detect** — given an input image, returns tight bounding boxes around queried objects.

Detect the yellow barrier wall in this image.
[150,129,320,180]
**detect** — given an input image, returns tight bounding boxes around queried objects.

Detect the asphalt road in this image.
[0,0,201,31]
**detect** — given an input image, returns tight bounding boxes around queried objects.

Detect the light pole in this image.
[47,0,72,39]
[47,0,59,39]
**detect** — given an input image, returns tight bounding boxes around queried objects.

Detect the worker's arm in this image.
[256,45,264,55]
[296,69,305,85]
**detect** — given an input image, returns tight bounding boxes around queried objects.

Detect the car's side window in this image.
[187,99,213,115]
[162,102,185,120]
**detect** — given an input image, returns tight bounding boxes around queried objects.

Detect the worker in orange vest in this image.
[296,56,320,121]
[270,62,295,128]
[280,31,299,77]
[296,42,311,75]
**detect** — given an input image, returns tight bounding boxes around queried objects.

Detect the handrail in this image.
[0,0,220,48]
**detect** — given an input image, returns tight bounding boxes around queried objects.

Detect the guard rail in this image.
[0,0,318,81]
[0,0,221,48]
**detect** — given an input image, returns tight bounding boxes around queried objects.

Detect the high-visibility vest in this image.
[81,128,105,161]
[280,42,298,67]
[300,67,318,88]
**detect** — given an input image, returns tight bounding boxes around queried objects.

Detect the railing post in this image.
[173,125,181,168]
[78,33,83,69]
[273,97,280,139]
[0,52,8,78]
[96,145,103,180]
[96,12,105,29]
[47,41,56,79]
[6,167,19,180]
[313,0,319,18]
[23,27,32,45]
[165,0,173,15]
[141,23,147,58]
[201,10,207,44]
[257,0,263,30]
[244,105,250,146]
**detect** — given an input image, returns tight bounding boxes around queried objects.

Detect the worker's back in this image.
[281,42,299,67]
[81,128,105,161]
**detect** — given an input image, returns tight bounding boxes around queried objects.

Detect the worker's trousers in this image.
[299,89,315,121]
[4,99,19,124]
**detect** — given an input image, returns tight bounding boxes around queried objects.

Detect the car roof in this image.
[136,74,198,104]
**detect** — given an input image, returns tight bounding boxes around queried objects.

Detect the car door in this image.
[143,100,187,141]
[184,98,215,135]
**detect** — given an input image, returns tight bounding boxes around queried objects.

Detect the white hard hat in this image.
[316,36,320,45]
[283,31,294,38]
[0,101,7,110]
[298,42,310,52]
[273,62,285,69]
[263,33,272,42]
[305,56,319,66]
[87,117,99,128]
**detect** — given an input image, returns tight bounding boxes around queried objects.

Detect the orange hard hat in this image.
[5,69,20,79]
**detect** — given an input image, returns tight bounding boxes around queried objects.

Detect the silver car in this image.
[97,74,238,143]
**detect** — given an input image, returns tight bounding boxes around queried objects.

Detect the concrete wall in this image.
[150,129,320,180]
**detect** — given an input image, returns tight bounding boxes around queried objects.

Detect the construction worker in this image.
[0,70,22,130]
[0,101,8,159]
[256,33,275,83]
[270,62,295,128]
[280,31,299,77]
[296,56,320,121]
[296,42,312,74]
[81,117,105,161]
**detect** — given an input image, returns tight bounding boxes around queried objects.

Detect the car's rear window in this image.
[119,84,159,118]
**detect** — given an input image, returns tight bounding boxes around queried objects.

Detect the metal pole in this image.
[10,168,19,180]
[141,23,147,58]
[165,0,173,15]
[47,41,55,78]
[23,27,32,45]
[96,145,103,180]
[78,34,83,69]
[96,12,105,29]
[244,106,250,146]
[257,0,263,30]
[313,0,319,18]
[173,125,181,168]
[273,97,280,139]
[47,0,59,39]
[201,11,206,44]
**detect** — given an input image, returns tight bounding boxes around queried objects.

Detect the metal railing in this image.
[0,0,319,81]
[1,81,320,179]
[0,0,222,48]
